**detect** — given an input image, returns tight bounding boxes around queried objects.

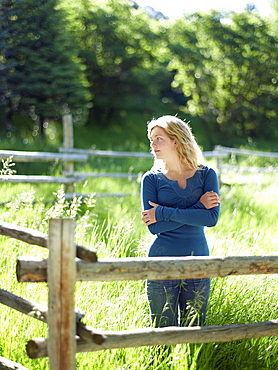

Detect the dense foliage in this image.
[0,0,89,136]
[1,0,278,146]
[169,11,278,145]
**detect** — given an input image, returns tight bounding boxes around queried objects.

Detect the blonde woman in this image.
[141,115,220,327]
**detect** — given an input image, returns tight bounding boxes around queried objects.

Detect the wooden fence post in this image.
[62,115,75,193]
[47,218,76,370]
[216,156,222,187]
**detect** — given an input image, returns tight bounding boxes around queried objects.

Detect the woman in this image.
[141,115,220,328]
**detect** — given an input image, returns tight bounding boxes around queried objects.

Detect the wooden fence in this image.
[0,116,88,195]
[215,145,278,177]
[59,116,278,189]
[0,219,278,370]
[0,115,227,195]
[58,115,227,184]
[0,154,87,183]
[1,115,278,192]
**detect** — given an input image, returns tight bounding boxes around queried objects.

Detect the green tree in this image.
[217,12,278,139]
[0,0,90,137]
[60,0,176,127]
[268,0,278,36]
[0,0,20,129]
[168,10,278,146]
[166,14,217,146]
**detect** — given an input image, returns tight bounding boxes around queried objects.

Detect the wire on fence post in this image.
[47,218,76,370]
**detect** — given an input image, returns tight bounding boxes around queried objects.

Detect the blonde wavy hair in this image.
[147,115,203,170]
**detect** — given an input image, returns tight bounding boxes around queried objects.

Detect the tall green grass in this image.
[1,171,278,369]
[1,127,278,369]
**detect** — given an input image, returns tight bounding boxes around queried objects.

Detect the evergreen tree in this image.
[0,0,20,129]
[0,0,89,136]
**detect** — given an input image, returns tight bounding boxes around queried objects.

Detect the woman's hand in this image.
[141,201,159,226]
[199,191,220,209]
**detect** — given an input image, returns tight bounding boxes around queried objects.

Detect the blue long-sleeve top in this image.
[141,166,220,257]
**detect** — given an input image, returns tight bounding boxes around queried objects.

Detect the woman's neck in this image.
[164,160,191,174]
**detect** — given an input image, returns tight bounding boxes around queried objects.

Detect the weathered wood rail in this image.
[0,150,88,163]
[0,356,29,370]
[0,174,86,184]
[26,319,278,357]
[16,255,278,283]
[215,145,278,158]
[0,219,278,370]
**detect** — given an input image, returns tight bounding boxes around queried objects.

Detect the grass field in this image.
[1,132,278,369]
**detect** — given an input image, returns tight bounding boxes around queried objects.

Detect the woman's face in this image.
[149,126,177,160]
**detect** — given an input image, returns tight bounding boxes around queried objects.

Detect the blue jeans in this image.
[146,278,210,327]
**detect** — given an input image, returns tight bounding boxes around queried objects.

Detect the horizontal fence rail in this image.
[215,145,278,158]
[0,150,88,162]
[16,255,278,283]
[0,174,86,184]
[217,164,278,173]
[59,150,227,180]
[61,171,142,179]
[58,147,227,159]
[59,147,153,158]
[0,356,30,370]
[27,319,278,358]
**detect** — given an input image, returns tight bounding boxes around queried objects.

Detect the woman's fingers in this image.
[148,200,159,208]
[142,206,156,225]
[208,191,220,203]
[199,191,220,209]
